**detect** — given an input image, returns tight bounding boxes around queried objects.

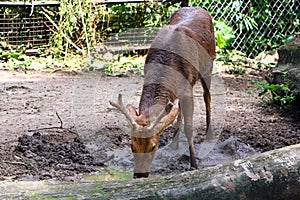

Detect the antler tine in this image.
[109,94,137,129]
[148,101,174,131]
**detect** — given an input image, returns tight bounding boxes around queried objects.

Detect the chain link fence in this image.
[1,1,298,58]
[0,2,59,55]
[190,0,299,58]
[96,1,181,55]
[100,0,299,57]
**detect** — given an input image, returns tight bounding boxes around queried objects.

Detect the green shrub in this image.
[214,20,235,50]
[41,1,180,58]
[252,80,296,109]
[103,55,145,76]
[193,0,299,57]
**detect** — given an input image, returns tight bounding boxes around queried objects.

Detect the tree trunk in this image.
[1,143,300,199]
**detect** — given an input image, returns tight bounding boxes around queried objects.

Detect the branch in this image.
[41,8,85,55]
[28,112,77,135]
[56,112,63,128]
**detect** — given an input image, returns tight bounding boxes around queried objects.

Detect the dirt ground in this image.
[0,69,299,182]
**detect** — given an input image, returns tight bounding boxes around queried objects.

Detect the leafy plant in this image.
[0,51,84,72]
[103,55,145,76]
[194,0,299,57]
[105,1,180,33]
[42,0,103,57]
[226,66,245,75]
[216,49,248,70]
[252,80,296,109]
[214,20,235,50]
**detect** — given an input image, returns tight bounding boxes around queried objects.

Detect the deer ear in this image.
[126,104,138,117]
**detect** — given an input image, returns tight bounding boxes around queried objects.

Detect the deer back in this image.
[139,7,215,116]
[170,7,216,59]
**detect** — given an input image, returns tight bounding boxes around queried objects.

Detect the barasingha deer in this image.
[110,7,216,178]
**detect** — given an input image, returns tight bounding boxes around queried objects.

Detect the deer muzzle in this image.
[133,172,150,178]
[133,152,155,178]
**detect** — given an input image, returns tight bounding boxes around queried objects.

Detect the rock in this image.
[255,50,278,65]
[270,34,300,104]
[277,35,300,65]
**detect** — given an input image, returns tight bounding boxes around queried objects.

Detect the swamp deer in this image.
[109,7,216,178]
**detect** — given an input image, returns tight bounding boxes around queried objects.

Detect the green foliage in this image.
[193,0,299,57]
[103,55,145,76]
[228,0,258,31]
[216,49,248,72]
[105,2,179,33]
[0,49,84,71]
[214,20,235,50]
[226,66,245,75]
[0,53,47,71]
[43,0,103,57]
[42,1,180,58]
[0,51,22,60]
[252,80,296,109]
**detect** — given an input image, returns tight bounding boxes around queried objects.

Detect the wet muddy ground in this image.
[0,70,299,181]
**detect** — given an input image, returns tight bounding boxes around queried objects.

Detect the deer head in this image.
[109,94,179,178]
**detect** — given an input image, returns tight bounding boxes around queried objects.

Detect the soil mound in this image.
[10,131,104,181]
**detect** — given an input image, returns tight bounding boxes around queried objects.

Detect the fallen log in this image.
[1,143,300,199]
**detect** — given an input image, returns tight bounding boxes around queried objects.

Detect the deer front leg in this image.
[170,105,182,150]
[181,95,198,169]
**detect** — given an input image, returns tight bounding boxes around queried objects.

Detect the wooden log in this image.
[1,143,300,199]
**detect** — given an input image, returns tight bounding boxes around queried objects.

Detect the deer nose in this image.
[133,172,149,178]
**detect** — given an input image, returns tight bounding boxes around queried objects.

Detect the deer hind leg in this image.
[181,95,198,169]
[200,76,212,140]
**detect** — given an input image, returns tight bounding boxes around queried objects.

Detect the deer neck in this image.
[138,83,176,122]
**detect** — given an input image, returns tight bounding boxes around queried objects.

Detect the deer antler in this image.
[147,101,174,131]
[109,94,138,129]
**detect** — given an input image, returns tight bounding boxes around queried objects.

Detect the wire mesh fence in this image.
[190,0,300,57]
[98,0,299,57]
[102,27,161,54]
[96,0,181,55]
[1,1,298,58]
[0,2,59,55]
